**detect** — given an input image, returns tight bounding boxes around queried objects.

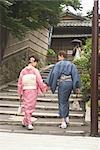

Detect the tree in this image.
[0,0,81,38]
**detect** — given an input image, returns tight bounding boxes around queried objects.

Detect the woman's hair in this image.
[29,55,39,63]
[58,51,67,58]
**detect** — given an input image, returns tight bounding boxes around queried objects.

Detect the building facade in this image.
[51,12,92,61]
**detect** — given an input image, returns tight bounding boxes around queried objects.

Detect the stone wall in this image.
[0,28,49,86]
[0,50,28,85]
[4,28,49,58]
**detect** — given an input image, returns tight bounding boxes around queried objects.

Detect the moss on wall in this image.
[0,50,28,85]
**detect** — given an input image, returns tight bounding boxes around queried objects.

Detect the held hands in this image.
[44,85,49,92]
[75,88,80,98]
[76,88,80,94]
[75,88,80,94]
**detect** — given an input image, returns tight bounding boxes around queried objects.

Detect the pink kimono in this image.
[18,66,47,126]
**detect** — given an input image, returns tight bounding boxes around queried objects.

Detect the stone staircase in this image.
[0,66,90,135]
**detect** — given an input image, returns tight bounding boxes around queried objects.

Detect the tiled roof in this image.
[52,34,92,38]
[57,21,92,27]
[60,11,86,21]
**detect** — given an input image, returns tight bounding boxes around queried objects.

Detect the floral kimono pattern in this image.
[18,66,47,125]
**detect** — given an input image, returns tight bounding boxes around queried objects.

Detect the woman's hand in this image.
[20,95,23,101]
[75,88,80,94]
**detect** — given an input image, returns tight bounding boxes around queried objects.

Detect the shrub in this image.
[73,39,92,102]
[47,49,56,56]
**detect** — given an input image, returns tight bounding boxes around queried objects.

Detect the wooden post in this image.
[0,5,1,63]
[91,0,99,136]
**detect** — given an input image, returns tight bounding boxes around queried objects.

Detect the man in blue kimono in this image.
[46,51,80,129]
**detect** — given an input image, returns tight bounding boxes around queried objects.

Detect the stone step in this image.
[0,81,17,91]
[0,65,88,136]
[0,89,83,98]
[1,89,58,95]
[0,114,84,122]
[6,82,17,88]
[0,110,84,118]
[41,70,51,73]
[0,103,58,110]
[0,90,57,96]
[0,99,58,107]
[41,74,48,77]
[0,100,83,111]
[0,115,84,126]
[42,77,48,80]
[0,106,84,116]
[0,94,83,102]
[41,73,49,76]
[0,86,82,94]
[0,124,88,136]
[0,103,83,111]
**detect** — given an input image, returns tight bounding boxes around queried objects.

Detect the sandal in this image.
[59,122,67,129]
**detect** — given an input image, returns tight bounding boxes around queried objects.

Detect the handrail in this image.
[40,64,54,72]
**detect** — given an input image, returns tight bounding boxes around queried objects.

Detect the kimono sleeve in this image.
[35,69,48,93]
[71,64,80,93]
[46,64,60,93]
[17,71,23,96]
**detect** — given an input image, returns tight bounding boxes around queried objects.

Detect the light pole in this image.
[91,0,99,136]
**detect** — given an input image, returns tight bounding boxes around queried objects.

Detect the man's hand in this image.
[75,88,80,98]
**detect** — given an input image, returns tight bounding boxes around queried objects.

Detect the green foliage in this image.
[0,0,81,39]
[47,49,56,56]
[81,73,91,101]
[73,39,92,101]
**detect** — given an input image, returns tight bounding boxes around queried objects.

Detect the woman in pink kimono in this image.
[18,56,48,130]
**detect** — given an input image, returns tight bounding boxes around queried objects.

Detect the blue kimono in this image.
[46,59,80,118]
[46,59,80,93]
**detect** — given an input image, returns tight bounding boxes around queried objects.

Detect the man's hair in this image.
[29,55,39,63]
[58,51,67,58]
